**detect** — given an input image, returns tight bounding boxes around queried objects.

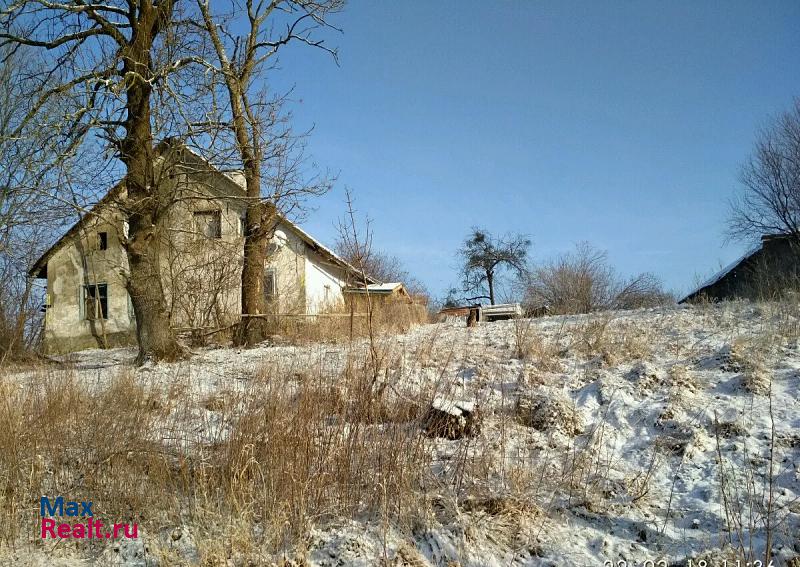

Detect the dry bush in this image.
[0,263,42,364]
[515,392,583,436]
[512,317,566,374]
[0,369,178,545]
[556,404,622,509]
[667,363,698,393]
[525,242,672,315]
[728,336,774,396]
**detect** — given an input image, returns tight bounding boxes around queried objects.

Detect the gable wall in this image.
[160,168,246,330]
[44,209,135,352]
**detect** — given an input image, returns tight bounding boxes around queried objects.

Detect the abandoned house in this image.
[29,144,407,354]
[680,234,800,303]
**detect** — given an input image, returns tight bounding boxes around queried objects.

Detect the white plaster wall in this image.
[44,214,133,348]
[264,221,306,315]
[304,249,347,315]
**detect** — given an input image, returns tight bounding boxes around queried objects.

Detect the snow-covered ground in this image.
[4,302,800,566]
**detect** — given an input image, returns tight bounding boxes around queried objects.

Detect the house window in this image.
[84,283,108,320]
[98,232,108,250]
[194,210,221,239]
[264,268,277,301]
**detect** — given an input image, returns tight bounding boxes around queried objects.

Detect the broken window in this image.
[264,268,277,302]
[98,232,108,250]
[84,283,108,320]
[194,210,222,239]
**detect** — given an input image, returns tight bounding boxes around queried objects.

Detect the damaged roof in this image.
[28,142,372,284]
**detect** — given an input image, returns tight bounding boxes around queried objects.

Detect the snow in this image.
[431,397,476,415]
[4,302,800,565]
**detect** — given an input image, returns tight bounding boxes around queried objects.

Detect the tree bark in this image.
[487,271,495,305]
[120,1,186,363]
[236,199,275,346]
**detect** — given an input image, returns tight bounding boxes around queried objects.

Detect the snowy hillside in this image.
[3,302,800,566]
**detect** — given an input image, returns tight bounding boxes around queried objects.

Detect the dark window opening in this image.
[264,268,277,302]
[84,283,108,320]
[194,210,222,239]
[98,231,108,250]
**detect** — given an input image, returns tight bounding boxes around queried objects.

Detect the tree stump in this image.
[466,306,480,328]
[422,398,481,439]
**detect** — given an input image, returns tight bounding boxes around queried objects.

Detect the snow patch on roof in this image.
[345,282,403,293]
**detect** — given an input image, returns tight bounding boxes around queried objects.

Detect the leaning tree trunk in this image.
[119,8,186,364]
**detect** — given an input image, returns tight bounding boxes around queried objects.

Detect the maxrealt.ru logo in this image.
[40,497,138,539]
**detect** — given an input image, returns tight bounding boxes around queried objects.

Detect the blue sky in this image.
[266,1,800,298]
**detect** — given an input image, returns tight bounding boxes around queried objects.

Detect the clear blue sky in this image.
[266,1,800,298]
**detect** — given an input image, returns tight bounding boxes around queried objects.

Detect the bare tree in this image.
[613,272,673,310]
[195,0,341,345]
[334,241,428,298]
[0,1,214,362]
[0,47,82,360]
[457,228,530,305]
[729,99,800,243]
[526,242,671,314]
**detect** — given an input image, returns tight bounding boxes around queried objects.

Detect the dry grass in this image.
[3,300,798,563]
[512,317,565,373]
[569,315,653,365]
[0,344,438,562]
[276,302,429,345]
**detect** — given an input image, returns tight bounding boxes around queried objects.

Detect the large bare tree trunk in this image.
[237,199,274,346]
[198,2,273,346]
[120,3,186,363]
[1,0,195,362]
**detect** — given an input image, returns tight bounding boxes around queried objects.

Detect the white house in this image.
[29,145,372,354]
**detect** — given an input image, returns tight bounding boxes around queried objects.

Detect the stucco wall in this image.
[304,250,348,314]
[161,170,246,329]
[44,212,135,353]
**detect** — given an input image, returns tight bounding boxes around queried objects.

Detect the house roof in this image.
[28,183,125,278]
[28,142,373,283]
[679,233,793,303]
[344,282,405,294]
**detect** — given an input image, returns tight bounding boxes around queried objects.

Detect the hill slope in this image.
[3,302,800,566]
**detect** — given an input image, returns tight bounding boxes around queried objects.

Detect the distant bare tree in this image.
[334,240,428,298]
[613,272,673,310]
[526,242,671,314]
[729,99,800,243]
[458,228,530,305]
[527,242,614,314]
